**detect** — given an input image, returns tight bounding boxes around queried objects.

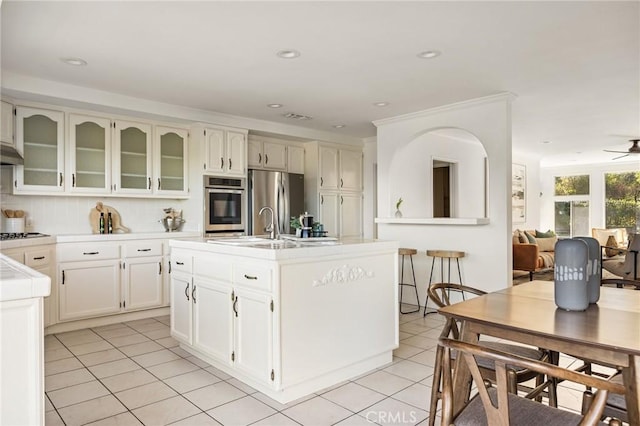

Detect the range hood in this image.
[0,144,24,165]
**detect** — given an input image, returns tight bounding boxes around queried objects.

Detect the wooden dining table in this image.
[439,280,640,424]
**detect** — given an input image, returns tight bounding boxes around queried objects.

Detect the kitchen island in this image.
[169,237,399,403]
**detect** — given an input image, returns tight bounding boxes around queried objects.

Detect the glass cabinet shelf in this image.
[24,141,57,149]
[76,147,106,153]
[121,151,146,157]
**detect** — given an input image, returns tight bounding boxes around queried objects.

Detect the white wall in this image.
[539,160,640,234]
[512,152,542,232]
[374,93,514,296]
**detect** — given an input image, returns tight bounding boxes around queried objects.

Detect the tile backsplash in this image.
[0,192,197,235]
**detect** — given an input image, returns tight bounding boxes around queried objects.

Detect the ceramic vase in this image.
[573,236,601,304]
[554,239,589,311]
[394,209,402,218]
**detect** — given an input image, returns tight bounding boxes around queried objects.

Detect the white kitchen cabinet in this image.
[1,101,14,146]
[339,149,363,191]
[170,273,192,344]
[287,145,304,174]
[171,250,274,386]
[193,277,233,365]
[58,259,121,321]
[123,256,163,311]
[154,125,189,196]
[203,127,247,176]
[339,192,363,238]
[233,286,273,384]
[113,120,152,194]
[319,146,339,190]
[1,244,56,327]
[15,106,65,193]
[68,113,112,194]
[248,139,287,171]
[305,142,363,238]
[319,192,340,238]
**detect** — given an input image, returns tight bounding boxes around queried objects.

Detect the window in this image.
[554,175,590,237]
[605,171,640,230]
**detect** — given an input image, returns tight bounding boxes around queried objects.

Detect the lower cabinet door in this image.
[58,260,121,321]
[233,287,272,384]
[123,256,163,311]
[170,274,192,344]
[193,278,233,365]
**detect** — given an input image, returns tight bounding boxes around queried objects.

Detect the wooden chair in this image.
[584,373,628,423]
[602,233,639,286]
[427,283,556,426]
[439,338,625,426]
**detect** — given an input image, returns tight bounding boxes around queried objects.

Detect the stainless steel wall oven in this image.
[203,176,246,235]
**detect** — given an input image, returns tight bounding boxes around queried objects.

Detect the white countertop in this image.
[56,231,202,243]
[0,254,51,301]
[0,232,203,250]
[170,237,399,261]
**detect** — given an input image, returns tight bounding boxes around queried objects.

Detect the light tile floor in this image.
[44,306,615,426]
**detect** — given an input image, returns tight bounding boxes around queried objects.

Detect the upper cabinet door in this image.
[226,131,246,176]
[339,150,362,191]
[1,101,14,146]
[113,120,152,194]
[15,107,65,193]
[154,126,189,196]
[247,139,262,168]
[68,114,111,194]
[319,146,339,190]
[262,142,286,171]
[204,128,225,174]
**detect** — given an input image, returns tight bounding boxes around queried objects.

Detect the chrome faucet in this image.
[259,206,279,240]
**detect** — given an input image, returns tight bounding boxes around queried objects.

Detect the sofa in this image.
[513,229,557,281]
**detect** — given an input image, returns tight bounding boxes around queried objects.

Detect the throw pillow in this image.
[524,231,536,244]
[536,229,556,238]
[604,235,624,257]
[535,236,558,252]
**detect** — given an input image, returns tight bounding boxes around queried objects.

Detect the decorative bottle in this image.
[107,212,113,234]
[99,212,105,234]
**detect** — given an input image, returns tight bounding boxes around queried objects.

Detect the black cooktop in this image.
[0,232,50,240]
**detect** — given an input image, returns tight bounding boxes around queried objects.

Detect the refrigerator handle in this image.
[280,174,289,235]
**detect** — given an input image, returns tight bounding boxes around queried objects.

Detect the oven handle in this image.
[206,188,245,195]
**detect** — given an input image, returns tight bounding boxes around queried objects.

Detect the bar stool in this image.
[398,248,420,314]
[423,249,465,316]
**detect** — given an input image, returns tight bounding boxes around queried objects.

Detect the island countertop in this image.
[169,237,398,261]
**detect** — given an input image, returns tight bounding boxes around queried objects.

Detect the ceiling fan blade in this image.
[611,153,630,160]
[604,149,630,154]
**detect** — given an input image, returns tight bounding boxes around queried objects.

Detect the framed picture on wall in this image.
[512,163,526,223]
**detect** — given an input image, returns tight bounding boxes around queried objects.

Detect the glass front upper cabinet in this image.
[113,120,152,194]
[15,107,65,192]
[154,126,188,195]
[68,114,111,193]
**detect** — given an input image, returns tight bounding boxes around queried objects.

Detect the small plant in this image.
[289,216,302,229]
[396,197,403,210]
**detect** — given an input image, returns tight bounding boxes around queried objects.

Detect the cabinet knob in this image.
[258,153,262,164]
[148,177,151,190]
[157,178,161,190]
[72,173,76,187]
[320,177,323,187]
[33,256,45,260]
[220,157,224,169]
[59,173,63,186]
[265,154,268,165]
[229,158,232,169]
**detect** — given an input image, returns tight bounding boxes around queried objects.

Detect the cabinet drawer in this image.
[124,240,163,258]
[194,256,231,282]
[57,243,120,262]
[233,263,272,290]
[24,248,52,268]
[171,253,192,274]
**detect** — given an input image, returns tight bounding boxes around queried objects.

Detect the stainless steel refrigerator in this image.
[248,170,305,236]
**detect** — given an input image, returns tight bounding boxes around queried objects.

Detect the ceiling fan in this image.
[604,139,640,160]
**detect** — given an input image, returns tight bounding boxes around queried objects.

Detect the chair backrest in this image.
[623,233,640,279]
[439,338,625,426]
[427,283,487,309]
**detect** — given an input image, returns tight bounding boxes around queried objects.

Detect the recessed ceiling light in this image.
[332,124,346,129]
[373,102,390,107]
[267,104,283,108]
[60,57,87,66]
[417,50,441,59]
[541,140,552,144]
[276,49,301,59]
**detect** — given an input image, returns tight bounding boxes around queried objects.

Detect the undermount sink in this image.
[208,237,286,246]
